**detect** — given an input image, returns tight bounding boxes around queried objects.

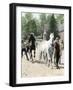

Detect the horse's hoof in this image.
[32,61,34,63]
[51,66,53,69]
[27,59,29,61]
[48,64,50,67]
[56,66,60,69]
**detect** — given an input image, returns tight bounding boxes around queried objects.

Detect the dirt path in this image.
[21,57,64,78]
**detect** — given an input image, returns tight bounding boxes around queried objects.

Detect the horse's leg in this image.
[21,48,25,57]
[46,50,50,67]
[34,49,35,58]
[30,48,34,62]
[30,49,32,59]
[39,51,42,60]
[43,52,45,60]
[50,57,53,69]
[21,49,23,57]
[25,49,29,61]
[48,59,51,67]
[45,53,48,64]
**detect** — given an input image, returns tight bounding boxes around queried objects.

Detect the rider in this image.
[28,33,36,59]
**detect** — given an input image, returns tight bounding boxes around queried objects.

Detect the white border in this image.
[16,6,69,84]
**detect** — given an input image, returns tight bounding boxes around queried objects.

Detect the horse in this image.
[21,40,29,60]
[28,33,36,61]
[36,33,54,67]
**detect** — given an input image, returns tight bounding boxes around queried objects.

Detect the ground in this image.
[21,55,64,78]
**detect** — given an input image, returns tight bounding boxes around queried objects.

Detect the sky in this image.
[21,12,64,20]
[21,12,55,20]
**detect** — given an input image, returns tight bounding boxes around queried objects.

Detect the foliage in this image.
[47,14,59,39]
[21,13,64,40]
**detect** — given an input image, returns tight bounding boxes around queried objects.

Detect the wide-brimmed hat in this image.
[56,37,59,40]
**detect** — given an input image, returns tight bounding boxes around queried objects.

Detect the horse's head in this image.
[50,33,54,40]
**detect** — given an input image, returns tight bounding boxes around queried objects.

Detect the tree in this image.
[25,12,33,21]
[21,13,33,40]
[47,14,59,39]
[21,16,26,32]
[46,15,51,40]
[40,13,47,38]
[56,14,64,24]
[21,12,38,40]
[34,19,41,36]
[27,19,37,36]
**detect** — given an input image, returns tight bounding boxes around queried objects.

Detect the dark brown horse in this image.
[21,40,29,60]
[28,33,36,61]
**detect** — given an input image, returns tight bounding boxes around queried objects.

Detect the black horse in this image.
[28,33,36,60]
[21,40,29,60]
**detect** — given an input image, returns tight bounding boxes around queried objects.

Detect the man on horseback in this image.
[28,33,36,60]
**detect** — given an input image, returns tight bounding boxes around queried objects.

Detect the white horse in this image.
[36,33,54,67]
